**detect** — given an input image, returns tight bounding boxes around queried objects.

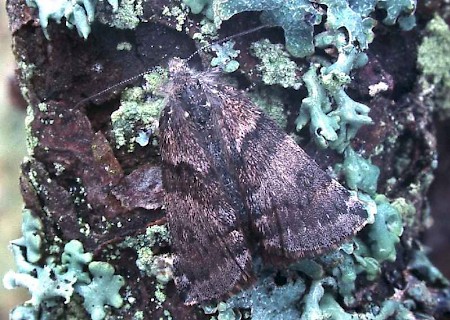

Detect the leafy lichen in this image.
[210,40,240,73]
[25,0,118,39]
[3,211,124,320]
[75,262,125,320]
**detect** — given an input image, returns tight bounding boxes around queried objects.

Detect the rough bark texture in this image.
[5,0,450,319]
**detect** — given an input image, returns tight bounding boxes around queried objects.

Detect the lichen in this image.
[109,0,143,29]
[249,87,288,128]
[75,262,125,320]
[162,3,189,32]
[119,225,172,308]
[184,0,412,59]
[418,16,450,88]
[111,67,168,151]
[376,0,416,27]
[335,147,380,195]
[296,65,372,152]
[25,106,39,155]
[3,211,124,320]
[417,15,450,119]
[117,41,133,51]
[182,0,419,154]
[120,225,171,277]
[25,0,118,39]
[250,39,301,89]
[210,40,240,73]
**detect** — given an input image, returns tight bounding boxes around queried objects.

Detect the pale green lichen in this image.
[336,147,380,195]
[367,195,404,262]
[417,15,450,118]
[212,0,323,58]
[117,41,133,51]
[119,225,172,308]
[295,65,339,148]
[12,209,44,264]
[111,67,168,151]
[184,0,413,58]
[25,106,39,155]
[377,0,416,27]
[3,211,124,320]
[297,32,371,152]
[61,240,94,284]
[418,16,450,87]
[75,262,125,320]
[162,3,189,32]
[296,66,372,152]
[109,0,143,29]
[184,0,213,19]
[250,39,301,89]
[218,277,306,319]
[25,0,118,39]
[211,41,240,73]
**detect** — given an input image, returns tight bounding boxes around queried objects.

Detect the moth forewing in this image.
[159,58,368,304]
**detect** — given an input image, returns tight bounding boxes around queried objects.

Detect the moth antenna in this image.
[74,24,270,108]
[73,71,151,109]
[185,24,270,62]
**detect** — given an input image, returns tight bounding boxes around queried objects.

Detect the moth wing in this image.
[214,87,368,260]
[159,102,253,304]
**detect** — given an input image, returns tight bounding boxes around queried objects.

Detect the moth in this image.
[159,58,368,304]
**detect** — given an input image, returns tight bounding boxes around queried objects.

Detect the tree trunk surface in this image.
[4,0,450,319]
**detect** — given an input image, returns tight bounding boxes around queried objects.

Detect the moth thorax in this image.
[168,58,191,78]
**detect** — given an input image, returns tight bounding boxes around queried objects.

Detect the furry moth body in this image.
[159,58,368,304]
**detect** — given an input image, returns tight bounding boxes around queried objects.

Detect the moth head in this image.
[168,58,191,79]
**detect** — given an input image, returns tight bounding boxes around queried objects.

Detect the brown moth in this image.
[159,58,368,304]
